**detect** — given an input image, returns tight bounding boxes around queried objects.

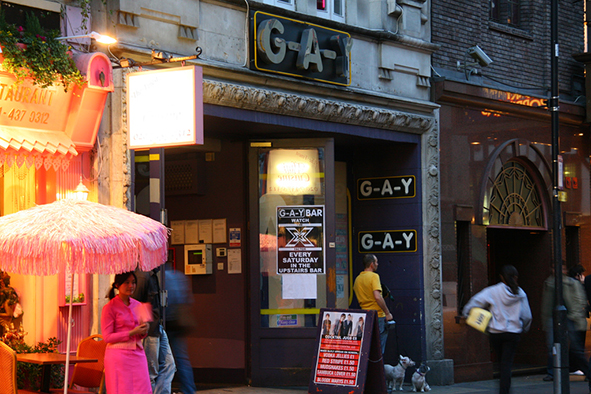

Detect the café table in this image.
[16,353,98,393]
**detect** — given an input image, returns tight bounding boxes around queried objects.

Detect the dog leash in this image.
[382,282,409,359]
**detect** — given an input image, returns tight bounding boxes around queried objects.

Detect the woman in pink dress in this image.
[101,271,152,393]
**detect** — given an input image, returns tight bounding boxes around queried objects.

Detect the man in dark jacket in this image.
[542,265,590,387]
[166,268,197,394]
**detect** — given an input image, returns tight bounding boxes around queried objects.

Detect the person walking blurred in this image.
[166,267,198,394]
[568,264,587,375]
[542,262,591,392]
[133,267,176,394]
[463,265,532,394]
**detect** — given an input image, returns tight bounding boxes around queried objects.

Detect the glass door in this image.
[249,138,336,385]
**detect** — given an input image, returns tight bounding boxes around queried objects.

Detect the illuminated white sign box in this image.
[267,149,321,195]
[127,66,204,149]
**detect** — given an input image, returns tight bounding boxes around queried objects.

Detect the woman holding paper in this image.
[462,265,532,394]
[101,271,152,393]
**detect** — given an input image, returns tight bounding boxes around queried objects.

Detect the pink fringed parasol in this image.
[0,198,169,394]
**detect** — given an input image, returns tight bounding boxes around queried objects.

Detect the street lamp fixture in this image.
[56,31,117,45]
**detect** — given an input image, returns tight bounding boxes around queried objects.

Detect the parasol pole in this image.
[63,272,74,394]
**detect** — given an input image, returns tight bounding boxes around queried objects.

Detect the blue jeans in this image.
[144,326,176,394]
[169,332,197,394]
[378,317,388,356]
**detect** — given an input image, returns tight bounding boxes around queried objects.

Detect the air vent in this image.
[165,158,205,195]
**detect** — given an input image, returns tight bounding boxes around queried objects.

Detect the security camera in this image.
[468,45,493,67]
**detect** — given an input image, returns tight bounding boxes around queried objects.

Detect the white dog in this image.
[384,355,416,391]
[411,363,431,392]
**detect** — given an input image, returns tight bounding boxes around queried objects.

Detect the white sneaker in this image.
[570,370,585,376]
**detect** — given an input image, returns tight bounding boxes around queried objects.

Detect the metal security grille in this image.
[165,159,205,195]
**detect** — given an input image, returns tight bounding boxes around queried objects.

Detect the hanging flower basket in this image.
[0,12,84,91]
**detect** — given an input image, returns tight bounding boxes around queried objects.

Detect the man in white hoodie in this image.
[463,265,532,394]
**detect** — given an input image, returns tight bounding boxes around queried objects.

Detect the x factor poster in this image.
[276,205,325,274]
[313,310,367,387]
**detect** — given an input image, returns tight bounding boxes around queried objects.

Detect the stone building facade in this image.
[91,0,451,387]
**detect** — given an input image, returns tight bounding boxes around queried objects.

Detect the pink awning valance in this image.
[0,126,77,171]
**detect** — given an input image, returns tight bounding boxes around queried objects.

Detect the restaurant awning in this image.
[0,126,78,170]
[0,52,113,171]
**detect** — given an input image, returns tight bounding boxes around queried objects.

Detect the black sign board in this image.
[309,308,386,394]
[357,176,416,200]
[358,230,417,253]
[277,205,325,274]
[251,11,352,86]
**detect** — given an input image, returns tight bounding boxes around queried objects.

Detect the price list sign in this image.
[310,309,386,394]
[313,310,366,386]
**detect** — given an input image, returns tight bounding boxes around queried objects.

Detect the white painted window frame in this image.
[262,0,295,11]
[316,0,345,23]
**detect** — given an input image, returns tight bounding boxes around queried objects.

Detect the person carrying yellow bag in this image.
[462,265,532,394]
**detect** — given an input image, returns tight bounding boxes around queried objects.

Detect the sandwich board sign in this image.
[309,308,387,394]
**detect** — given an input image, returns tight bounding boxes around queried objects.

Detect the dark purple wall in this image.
[165,139,248,374]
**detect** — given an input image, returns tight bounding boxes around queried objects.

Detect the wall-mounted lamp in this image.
[458,45,493,80]
[74,177,89,201]
[56,31,117,45]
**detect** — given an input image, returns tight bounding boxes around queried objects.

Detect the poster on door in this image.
[277,205,325,274]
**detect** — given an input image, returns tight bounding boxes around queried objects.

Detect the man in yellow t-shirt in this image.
[353,254,393,355]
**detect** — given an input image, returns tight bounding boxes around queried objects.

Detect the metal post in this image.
[149,147,167,325]
[550,0,569,392]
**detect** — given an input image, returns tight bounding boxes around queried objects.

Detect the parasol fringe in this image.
[0,199,169,275]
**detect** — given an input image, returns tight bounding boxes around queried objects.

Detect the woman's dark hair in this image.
[500,265,519,295]
[107,271,137,299]
[568,264,585,279]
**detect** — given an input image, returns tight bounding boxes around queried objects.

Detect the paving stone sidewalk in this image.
[193,374,590,394]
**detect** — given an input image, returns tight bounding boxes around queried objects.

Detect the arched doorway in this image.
[487,228,551,368]
[479,140,553,371]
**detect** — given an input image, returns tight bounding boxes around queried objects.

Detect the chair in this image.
[0,341,37,394]
[51,334,107,394]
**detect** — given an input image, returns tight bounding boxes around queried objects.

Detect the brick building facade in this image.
[432,0,585,99]
[431,0,590,382]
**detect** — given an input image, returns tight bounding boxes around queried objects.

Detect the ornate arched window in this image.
[485,160,544,228]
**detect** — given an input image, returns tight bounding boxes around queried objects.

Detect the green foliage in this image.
[0,12,84,91]
[65,293,85,304]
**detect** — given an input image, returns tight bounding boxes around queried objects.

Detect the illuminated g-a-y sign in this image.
[252,11,352,86]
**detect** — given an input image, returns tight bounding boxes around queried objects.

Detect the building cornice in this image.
[203,78,436,134]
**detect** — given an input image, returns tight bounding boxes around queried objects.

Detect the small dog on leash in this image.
[411,363,431,392]
[384,355,416,391]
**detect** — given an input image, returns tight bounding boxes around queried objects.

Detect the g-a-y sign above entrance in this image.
[251,11,353,86]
